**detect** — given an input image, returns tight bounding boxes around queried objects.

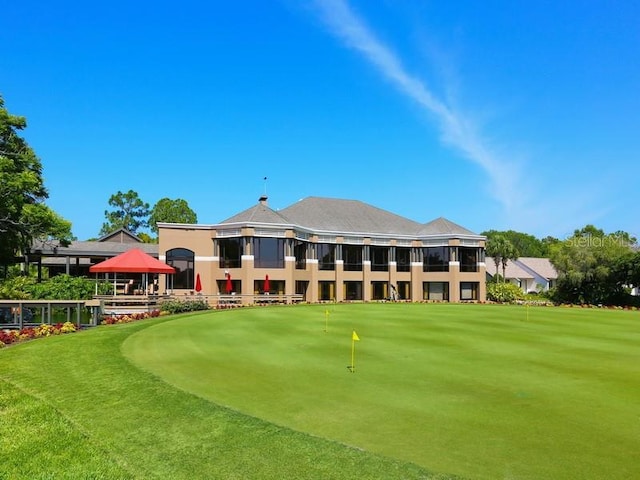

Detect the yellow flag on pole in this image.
[350,330,360,373]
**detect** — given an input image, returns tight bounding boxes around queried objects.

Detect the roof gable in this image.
[97,228,143,243]
[516,257,558,280]
[220,202,290,225]
[419,217,477,236]
[485,257,534,279]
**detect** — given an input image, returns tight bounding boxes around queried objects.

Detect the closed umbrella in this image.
[195,273,202,293]
[264,274,270,294]
[226,273,232,294]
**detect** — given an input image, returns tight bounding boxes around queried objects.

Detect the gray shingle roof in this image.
[220,203,290,225]
[279,197,423,235]
[218,196,481,238]
[485,257,534,279]
[516,257,558,280]
[418,217,477,236]
[31,240,158,257]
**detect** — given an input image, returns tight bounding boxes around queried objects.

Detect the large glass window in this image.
[295,281,309,300]
[423,282,449,301]
[294,240,307,270]
[396,247,411,272]
[397,281,410,300]
[254,238,285,268]
[343,245,362,271]
[217,278,240,295]
[344,281,363,301]
[166,248,194,290]
[371,247,388,272]
[254,279,284,294]
[423,246,450,272]
[219,238,242,268]
[319,281,335,300]
[318,244,336,271]
[460,247,479,272]
[371,281,388,300]
[460,282,479,300]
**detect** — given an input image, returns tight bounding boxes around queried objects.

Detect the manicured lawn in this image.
[123,304,640,480]
[0,306,457,480]
[1,303,639,479]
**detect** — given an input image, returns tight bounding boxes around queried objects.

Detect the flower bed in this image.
[0,322,77,348]
[101,310,161,325]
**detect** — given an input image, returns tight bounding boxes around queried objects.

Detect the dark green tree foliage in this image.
[482,229,556,257]
[0,96,72,264]
[549,225,636,305]
[100,190,150,235]
[614,250,640,293]
[149,197,197,234]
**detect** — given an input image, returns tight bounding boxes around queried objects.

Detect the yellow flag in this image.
[352,330,360,341]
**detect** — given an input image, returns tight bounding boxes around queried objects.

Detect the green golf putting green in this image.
[123,303,640,480]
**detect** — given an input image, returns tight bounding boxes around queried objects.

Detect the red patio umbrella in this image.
[195,273,202,293]
[264,274,270,294]
[226,273,232,294]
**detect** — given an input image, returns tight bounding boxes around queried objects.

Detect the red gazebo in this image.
[90,248,175,295]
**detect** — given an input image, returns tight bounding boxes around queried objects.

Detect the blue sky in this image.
[2,0,638,241]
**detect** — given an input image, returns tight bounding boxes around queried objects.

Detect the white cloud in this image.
[312,0,523,211]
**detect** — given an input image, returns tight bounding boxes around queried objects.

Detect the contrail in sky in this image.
[312,0,521,210]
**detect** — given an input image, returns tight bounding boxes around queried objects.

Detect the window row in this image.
[316,281,480,301]
[215,239,483,272]
[161,249,479,301]
[166,245,484,291]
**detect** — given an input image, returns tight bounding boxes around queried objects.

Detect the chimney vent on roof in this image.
[259,195,268,206]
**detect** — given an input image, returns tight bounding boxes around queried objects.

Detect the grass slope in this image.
[0,310,456,480]
[123,304,640,480]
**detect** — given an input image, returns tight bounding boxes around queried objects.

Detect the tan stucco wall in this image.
[158,225,486,303]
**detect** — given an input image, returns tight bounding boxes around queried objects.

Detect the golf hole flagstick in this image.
[348,330,360,372]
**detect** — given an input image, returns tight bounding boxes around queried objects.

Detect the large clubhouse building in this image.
[158,196,487,303]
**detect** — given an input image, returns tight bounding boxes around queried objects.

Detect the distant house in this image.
[486,256,557,293]
[28,228,158,278]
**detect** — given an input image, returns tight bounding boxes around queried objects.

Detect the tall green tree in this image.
[100,190,150,235]
[617,251,640,293]
[549,225,635,305]
[0,96,72,265]
[482,229,553,257]
[149,198,197,234]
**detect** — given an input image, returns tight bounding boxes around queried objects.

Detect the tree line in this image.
[98,190,197,242]
[484,227,640,306]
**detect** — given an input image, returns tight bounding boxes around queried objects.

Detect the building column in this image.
[448,261,460,302]
[335,260,344,302]
[240,255,255,304]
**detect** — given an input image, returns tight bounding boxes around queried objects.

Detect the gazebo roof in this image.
[89,248,175,274]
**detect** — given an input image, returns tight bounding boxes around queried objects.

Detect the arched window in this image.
[166,248,194,290]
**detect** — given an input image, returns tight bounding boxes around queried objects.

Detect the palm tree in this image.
[486,235,508,281]
[501,241,519,281]
[486,235,519,282]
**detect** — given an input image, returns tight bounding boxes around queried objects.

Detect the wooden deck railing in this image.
[0,294,306,329]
